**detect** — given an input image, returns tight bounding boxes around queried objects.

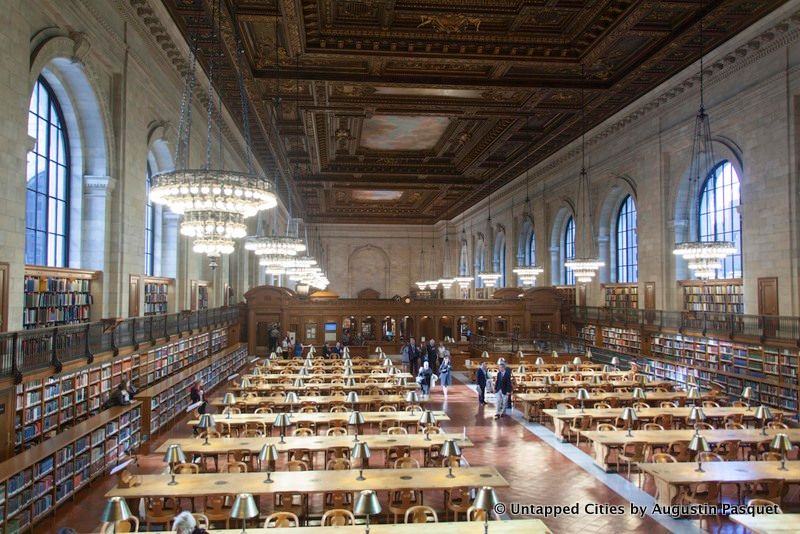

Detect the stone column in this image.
[81,175,116,271]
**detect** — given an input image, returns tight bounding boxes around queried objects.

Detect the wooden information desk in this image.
[157,433,472,456]
[640,461,800,506]
[136,343,248,452]
[730,513,800,533]
[150,520,552,534]
[210,394,412,411]
[188,410,450,430]
[106,466,509,499]
[520,391,718,422]
[540,406,771,440]
[0,403,141,534]
[581,428,800,471]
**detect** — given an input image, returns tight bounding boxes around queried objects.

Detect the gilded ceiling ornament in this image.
[418,14,481,34]
[335,128,353,141]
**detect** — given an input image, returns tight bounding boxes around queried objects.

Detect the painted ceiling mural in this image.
[158,0,790,223]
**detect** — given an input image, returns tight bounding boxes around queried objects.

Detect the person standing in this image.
[268,324,280,353]
[293,339,303,358]
[416,361,433,397]
[493,361,513,419]
[438,355,452,400]
[476,361,488,405]
[190,380,207,414]
[407,338,421,375]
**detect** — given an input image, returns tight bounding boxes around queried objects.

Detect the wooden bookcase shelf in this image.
[680,279,743,315]
[0,403,141,534]
[22,267,101,330]
[12,327,229,454]
[601,326,641,355]
[579,325,596,347]
[142,277,173,316]
[603,283,638,309]
[136,343,248,451]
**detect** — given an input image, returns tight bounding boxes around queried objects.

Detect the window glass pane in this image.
[564,216,575,285]
[698,161,742,279]
[615,195,638,283]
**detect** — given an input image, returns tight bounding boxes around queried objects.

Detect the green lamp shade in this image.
[101,496,133,523]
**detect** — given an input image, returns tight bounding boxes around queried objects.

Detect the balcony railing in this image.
[572,306,800,344]
[0,306,240,382]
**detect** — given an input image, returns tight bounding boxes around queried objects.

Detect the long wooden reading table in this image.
[143,520,551,534]
[188,410,450,432]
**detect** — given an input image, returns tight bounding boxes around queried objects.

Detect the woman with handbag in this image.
[438,355,452,399]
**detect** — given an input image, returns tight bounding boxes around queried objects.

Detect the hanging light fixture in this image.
[438,227,456,290]
[672,11,734,279]
[150,3,276,266]
[415,226,428,290]
[565,64,603,284]
[478,190,502,289]
[513,149,544,286]
[453,215,473,293]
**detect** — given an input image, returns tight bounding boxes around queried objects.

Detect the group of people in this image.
[400,337,453,399]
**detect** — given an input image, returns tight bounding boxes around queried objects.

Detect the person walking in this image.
[476,361,488,405]
[493,361,513,419]
[438,355,452,399]
[416,361,433,397]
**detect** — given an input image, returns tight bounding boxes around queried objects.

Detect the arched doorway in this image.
[419,316,434,341]
[439,316,453,340]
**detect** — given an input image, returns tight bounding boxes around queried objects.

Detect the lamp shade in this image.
[348,411,366,426]
[388,367,398,375]
[405,391,419,403]
[344,359,353,367]
[602,365,612,373]
[755,405,773,421]
[473,486,500,511]
[375,347,382,353]
[269,352,277,360]
[559,365,570,374]
[689,434,711,453]
[101,496,133,523]
[258,443,280,463]
[620,407,638,423]
[542,375,553,385]
[223,393,237,406]
[351,441,371,460]
[481,351,490,359]
[771,433,793,453]
[419,410,438,425]
[345,377,357,387]
[688,406,706,422]
[230,493,259,520]
[592,375,603,385]
[686,387,701,400]
[576,388,590,401]
[535,357,545,366]
[383,358,393,367]
[632,388,646,400]
[742,387,753,400]
[163,443,186,465]
[240,377,252,388]
[518,365,527,374]
[343,367,355,376]
[354,489,382,515]
[298,366,308,375]
[197,413,215,430]
[252,366,262,375]
[440,439,462,458]
[610,357,620,366]
[273,413,291,428]
[516,350,524,359]
[572,357,582,366]
[293,378,305,388]
[552,351,558,358]
[284,391,300,404]
[304,358,313,368]
[346,391,359,404]
[586,349,593,360]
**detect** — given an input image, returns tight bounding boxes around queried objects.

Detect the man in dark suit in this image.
[406,338,421,376]
[494,360,513,419]
[476,361,488,405]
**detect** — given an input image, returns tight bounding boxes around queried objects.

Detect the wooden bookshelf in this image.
[679,279,743,314]
[601,326,641,356]
[644,333,798,412]
[142,277,173,316]
[136,343,248,452]
[0,403,141,534]
[603,283,638,309]
[22,267,100,330]
[12,327,228,455]
[579,325,596,347]
[554,286,576,306]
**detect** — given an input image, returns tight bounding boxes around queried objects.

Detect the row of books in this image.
[23,277,90,293]
[23,292,92,307]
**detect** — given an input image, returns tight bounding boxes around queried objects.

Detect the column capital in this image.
[83,175,116,194]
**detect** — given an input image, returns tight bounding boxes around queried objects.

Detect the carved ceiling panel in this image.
[160,0,790,223]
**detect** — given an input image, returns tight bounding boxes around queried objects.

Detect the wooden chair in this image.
[743,479,785,506]
[404,505,438,524]
[203,495,232,528]
[192,513,210,531]
[444,486,472,521]
[641,423,664,431]
[379,405,398,412]
[326,446,351,465]
[653,413,674,430]
[617,441,647,484]
[326,427,348,436]
[594,402,612,409]
[724,413,744,426]
[405,404,424,414]
[321,509,356,526]
[198,429,221,440]
[174,462,199,474]
[100,517,139,533]
[386,426,408,435]
[696,452,724,463]
[761,451,783,461]
[725,422,746,430]
[326,457,351,470]
[702,401,721,408]
[263,511,300,528]
[632,402,650,410]
[747,498,783,512]
[289,449,314,469]
[394,455,421,469]
[241,429,263,438]
[567,414,593,445]
[254,407,273,414]
[694,422,715,431]
[227,449,255,471]
[389,489,422,523]
[380,419,402,434]
[659,401,678,409]
[767,422,789,430]
[747,439,773,461]
[385,445,411,468]
[330,405,348,413]
[714,440,741,461]
[667,440,691,462]
[293,427,315,437]
[467,505,490,522]
[223,461,248,473]
[678,482,722,529]
[144,498,177,531]
[275,460,309,523]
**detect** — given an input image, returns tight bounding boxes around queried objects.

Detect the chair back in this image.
[173,462,199,474]
[394,455,421,469]
[405,505,438,524]
[326,457,351,470]
[263,512,300,528]
[322,509,355,526]
[224,461,248,473]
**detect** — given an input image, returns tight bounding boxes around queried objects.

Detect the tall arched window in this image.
[459,240,469,276]
[563,216,575,285]
[145,162,155,276]
[493,231,506,287]
[527,231,536,266]
[616,195,638,283]
[26,77,69,266]
[699,161,742,279]
[474,238,485,288]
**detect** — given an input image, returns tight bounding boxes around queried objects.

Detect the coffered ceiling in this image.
[161,0,788,224]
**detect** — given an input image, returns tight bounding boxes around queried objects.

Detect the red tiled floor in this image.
[40,372,768,533]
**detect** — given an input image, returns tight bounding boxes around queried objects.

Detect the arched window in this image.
[699,161,742,279]
[563,216,575,285]
[527,231,536,266]
[474,238,485,288]
[26,77,69,266]
[493,231,506,287]
[616,195,638,283]
[459,240,469,276]
[145,162,155,276]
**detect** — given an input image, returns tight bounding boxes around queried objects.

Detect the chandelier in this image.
[513,266,544,286]
[453,218,472,294]
[478,271,502,288]
[477,192,502,291]
[565,64,603,284]
[245,235,306,256]
[513,144,545,287]
[672,16,733,279]
[437,228,456,290]
[150,8,275,264]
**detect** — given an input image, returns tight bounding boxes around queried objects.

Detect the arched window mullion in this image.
[615,195,638,283]
[698,161,742,279]
[563,217,575,285]
[145,161,155,276]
